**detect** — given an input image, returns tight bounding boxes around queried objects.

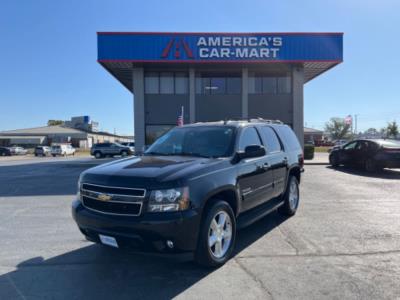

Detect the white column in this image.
[292,66,304,148]
[132,67,145,153]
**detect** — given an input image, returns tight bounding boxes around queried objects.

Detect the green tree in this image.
[324,117,351,140]
[47,120,64,126]
[386,121,399,138]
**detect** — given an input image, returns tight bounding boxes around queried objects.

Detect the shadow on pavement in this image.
[0,211,289,299]
[326,165,400,180]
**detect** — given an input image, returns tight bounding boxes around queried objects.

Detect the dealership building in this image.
[98,32,343,151]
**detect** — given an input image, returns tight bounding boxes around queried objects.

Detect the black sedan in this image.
[0,147,11,156]
[329,139,400,172]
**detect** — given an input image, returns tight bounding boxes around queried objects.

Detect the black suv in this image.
[90,142,132,159]
[73,120,304,267]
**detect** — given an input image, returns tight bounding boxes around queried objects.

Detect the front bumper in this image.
[72,200,201,253]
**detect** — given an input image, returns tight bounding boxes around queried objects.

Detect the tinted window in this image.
[260,126,281,153]
[343,141,357,150]
[274,126,301,151]
[226,77,241,94]
[160,72,174,94]
[144,72,159,94]
[239,127,262,151]
[175,72,188,94]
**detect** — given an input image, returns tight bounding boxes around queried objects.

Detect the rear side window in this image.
[238,127,262,151]
[274,126,301,151]
[260,126,282,153]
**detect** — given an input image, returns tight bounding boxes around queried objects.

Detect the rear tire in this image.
[94,152,102,159]
[329,153,339,167]
[279,176,300,216]
[195,200,236,268]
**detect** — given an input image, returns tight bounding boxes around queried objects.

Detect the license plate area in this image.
[99,234,119,248]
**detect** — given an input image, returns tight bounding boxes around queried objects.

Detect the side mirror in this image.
[233,145,266,163]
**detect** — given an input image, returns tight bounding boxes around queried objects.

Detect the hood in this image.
[81,155,226,189]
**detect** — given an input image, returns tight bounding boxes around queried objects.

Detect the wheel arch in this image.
[201,186,240,217]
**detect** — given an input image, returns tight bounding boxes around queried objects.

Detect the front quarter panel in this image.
[187,162,239,212]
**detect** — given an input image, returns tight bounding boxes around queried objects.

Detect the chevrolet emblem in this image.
[97,193,112,202]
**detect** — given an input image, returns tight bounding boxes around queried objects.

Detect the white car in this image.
[10,146,28,155]
[51,145,76,157]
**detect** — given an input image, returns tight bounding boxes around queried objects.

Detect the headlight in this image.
[148,187,190,212]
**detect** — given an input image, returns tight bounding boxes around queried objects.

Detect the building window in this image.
[159,72,174,94]
[262,77,277,94]
[248,73,291,94]
[227,77,242,94]
[196,74,241,95]
[175,72,189,94]
[144,72,159,94]
[277,76,291,94]
[144,72,188,94]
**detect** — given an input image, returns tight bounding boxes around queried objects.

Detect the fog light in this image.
[166,240,174,249]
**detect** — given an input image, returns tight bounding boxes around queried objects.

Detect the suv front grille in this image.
[82,183,145,197]
[82,196,142,216]
[81,183,145,216]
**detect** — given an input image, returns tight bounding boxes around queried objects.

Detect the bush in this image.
[304,144,315,160]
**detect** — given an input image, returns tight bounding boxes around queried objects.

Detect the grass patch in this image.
[314,146,330,153]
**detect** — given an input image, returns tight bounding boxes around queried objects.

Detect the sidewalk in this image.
[304,152,329,165]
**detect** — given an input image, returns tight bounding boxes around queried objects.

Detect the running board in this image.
[237,197,284,230]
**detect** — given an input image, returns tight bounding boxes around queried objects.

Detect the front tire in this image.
[121,150,128,157]
[195,200,236,267]
[94,152,102,159]
[279,176,300,216]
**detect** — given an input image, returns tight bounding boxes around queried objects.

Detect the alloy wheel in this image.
[288,178,299,210]
[208,211,232,259]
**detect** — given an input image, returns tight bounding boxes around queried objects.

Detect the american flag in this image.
[177,106,184,126]
[344,115,352,125]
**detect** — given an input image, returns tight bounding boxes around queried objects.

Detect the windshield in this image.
[145,126,236,158]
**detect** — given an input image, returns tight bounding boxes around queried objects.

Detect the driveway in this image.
[0,158,399,299]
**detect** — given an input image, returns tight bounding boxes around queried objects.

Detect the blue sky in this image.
[1,0,399,134]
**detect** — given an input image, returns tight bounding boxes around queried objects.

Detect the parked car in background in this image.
[73,119,304,267]
[0,147,11,156]
[120,142,135,153]
[34,146,51,157]
[51,144,76,157]
[329,139,400,172]
[90,142,132,158]
[9,146,28,155]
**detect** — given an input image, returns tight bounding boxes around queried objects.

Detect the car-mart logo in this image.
[161,36,283,59]
[161,38,194,59]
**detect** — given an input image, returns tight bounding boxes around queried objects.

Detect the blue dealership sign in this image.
[98,32,343,63]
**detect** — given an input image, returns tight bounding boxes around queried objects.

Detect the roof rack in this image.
[222,118,283,125]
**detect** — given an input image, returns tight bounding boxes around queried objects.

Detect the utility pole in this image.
[354,114,358,135]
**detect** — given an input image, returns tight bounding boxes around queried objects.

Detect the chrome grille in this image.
[80,183,145,216]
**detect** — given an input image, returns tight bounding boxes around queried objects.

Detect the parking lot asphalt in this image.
[0,157,400,299]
